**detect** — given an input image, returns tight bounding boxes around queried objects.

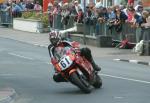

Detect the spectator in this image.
[113,6,128,40]
[52,1,59,15]
[84,6,96,35]
[58,0,63,7]
[25,0,34,10]
[107,6,116,33]
[61,3,70,29]
[77,8,84,23]
[74,0,82,14]
[101,7,109,21]
[135,1,143,12]
[140,11,150,41]
[34,0,42,11]
[141,14,150,28]
[95,0,102,9]
[128,0,134,5]
[85,6,93,24]
[12,0,24,17]
[107,6,116,20]
[70,0,82,22]
[48,1,53,28]
[136,6,143,16]
[126,6,135,23]
[21,0,27,10]
[52,1,62,29]
[0,0,12,25]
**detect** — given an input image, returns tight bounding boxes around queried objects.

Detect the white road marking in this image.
[129,60,138,63]
[114,96,124,99]
[101,73,150,84]
[46,62,52,65]
[113,59,120,61]
[8,52,34,60]
[0,74,15,76]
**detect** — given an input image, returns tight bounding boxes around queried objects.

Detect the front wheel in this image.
[93,74,102,89]
[69,72,92,93]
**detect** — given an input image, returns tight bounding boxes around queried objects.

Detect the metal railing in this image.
[0,10,149,43]
[0,10,13,26]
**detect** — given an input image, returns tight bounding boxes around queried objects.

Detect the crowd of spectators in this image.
[0,0,150,42]
[47,0,150,42]
[0,0,42,17]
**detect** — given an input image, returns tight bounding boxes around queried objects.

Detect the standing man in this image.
[74,0,82,14]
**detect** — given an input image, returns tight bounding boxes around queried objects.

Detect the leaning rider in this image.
[48,31,101,82]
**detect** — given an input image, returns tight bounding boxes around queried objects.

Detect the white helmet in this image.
[49,30,61,46]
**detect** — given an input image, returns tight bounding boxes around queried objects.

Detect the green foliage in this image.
[40,14,49,28]
[22,11,49,28]
[38,0,43,6]
[22,11,35,19]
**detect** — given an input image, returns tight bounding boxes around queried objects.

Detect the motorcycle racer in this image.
[48,31,101,82]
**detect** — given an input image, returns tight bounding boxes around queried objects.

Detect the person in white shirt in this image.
[95,0,103,9]
[134,1,143,11]
[74,0,82,14]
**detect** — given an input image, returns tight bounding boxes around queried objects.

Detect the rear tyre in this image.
[69,72,91,93]
[93,74,102,89]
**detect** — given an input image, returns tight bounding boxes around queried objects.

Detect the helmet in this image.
[49,31,61,46]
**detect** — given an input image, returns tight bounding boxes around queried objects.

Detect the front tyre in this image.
[69,72,91,93]
[93,74,102,89]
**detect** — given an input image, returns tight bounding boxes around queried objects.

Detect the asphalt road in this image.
[0,38,150,103]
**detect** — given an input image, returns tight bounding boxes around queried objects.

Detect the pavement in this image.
[0,27,150,103]
[0,88,16,103]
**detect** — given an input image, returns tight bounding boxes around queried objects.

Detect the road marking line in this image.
[46,62,52,65]
[129,60,138,63]
[113,59,120,61]
[0,74,15,76]
[114,96,124,99]
[8,52,34,60]
[101,73,150,84]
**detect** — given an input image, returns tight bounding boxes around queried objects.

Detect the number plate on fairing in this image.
[58,56,73,70]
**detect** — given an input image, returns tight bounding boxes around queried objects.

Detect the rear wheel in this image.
[69,72,92,93]
[93,74,102,89]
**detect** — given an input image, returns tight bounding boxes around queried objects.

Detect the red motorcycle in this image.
[50,45,102,93]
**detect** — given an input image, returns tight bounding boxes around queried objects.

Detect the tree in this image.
[36,0,43,6]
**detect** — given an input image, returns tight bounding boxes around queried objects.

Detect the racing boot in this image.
[80,47,101,71]
[91,60,101,71]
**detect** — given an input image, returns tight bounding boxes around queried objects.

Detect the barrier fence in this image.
[0,10,13,26]
[0,10,149,43]
[51,14,149,43]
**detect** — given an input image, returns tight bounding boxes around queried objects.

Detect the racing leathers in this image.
[48,40,101,82]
